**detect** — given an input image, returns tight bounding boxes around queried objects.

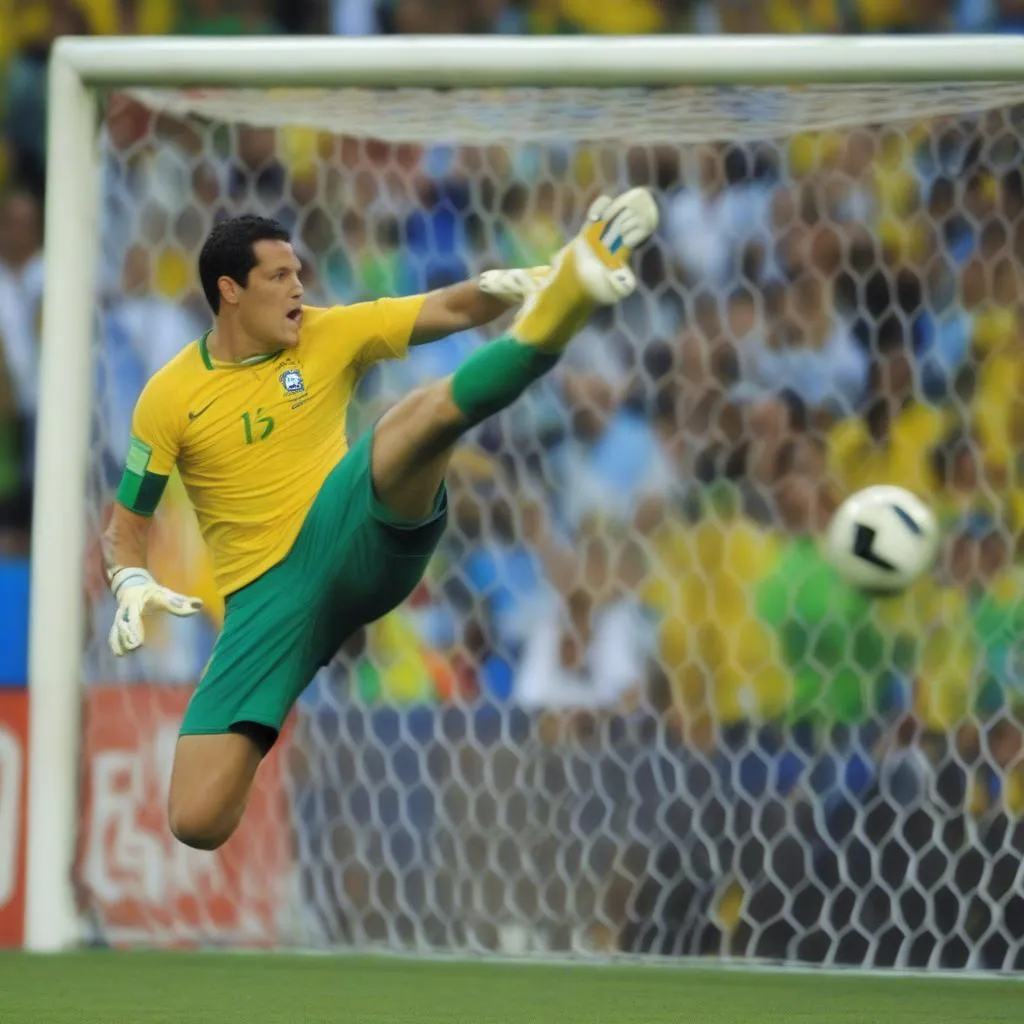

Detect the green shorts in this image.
[179,427,447,744]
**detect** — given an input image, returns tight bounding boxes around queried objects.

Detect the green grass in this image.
[0,951,1020,1023]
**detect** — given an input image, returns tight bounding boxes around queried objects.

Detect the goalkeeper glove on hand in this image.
[573,188,660,304]
[108,567,203,657]
[478,266,551,304]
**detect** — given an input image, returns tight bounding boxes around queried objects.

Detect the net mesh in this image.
[76,82,1024,969]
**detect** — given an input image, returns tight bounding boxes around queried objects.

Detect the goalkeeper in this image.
[104,188,658,850]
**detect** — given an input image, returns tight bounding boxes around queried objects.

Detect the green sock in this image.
[450,335,559,426]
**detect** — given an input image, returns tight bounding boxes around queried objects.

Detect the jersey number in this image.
[241,409,275,445]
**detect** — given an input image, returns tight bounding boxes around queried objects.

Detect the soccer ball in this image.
[825,485,939,593]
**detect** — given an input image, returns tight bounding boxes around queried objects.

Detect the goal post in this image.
[26,47,102,954]
[38,34,1024,86]
[27,34,1024,957]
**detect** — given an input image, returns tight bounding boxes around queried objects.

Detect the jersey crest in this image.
[280,368,305,395]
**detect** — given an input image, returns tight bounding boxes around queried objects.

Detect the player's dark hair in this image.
[198,215,291,314]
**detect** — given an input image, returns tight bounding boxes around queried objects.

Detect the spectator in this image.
[440,477,546,700]
[3,0,91,199]
[0,196,40,541]
[828,348,954,499]
[0,189,42,540]
[330,0,384,34]
[175,0,280,34]
[977,712,1024,814]
[663,145,777,292]
[731,279,869,424]
[101,244,206,465]
[640,491,789,741]
[767,0,949,32]
[514,510,650,714]
[389,0,477,32]
[753,437,902,724]
[228,127,290,223]
[953,514,1024,719]
[528,0,681,34]
[956,0,1024,32]
[0,190,44,421]
[475,0,529,32]
[880,511,1016,736]
[969,305,1024,484]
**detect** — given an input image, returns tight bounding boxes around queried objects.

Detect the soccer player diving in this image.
[103,187,659,851]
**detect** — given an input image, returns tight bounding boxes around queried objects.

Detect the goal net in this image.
[40,44,1024,969]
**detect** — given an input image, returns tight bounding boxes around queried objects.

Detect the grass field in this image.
[0,951,1020,1023]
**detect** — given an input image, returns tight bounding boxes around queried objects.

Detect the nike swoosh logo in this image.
[188,401,216,422]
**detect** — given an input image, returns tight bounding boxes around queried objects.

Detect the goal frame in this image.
[27,32,1024,953]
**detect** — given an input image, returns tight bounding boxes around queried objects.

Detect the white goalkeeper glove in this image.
[573,189,660,304]
[478,265,551,304]
[108,567,203,657]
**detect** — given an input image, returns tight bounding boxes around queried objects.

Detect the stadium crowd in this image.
[4,0,1024,965]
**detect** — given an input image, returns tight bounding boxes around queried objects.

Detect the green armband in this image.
[115,436,169,517]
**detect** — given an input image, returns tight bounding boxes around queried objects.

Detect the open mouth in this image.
[286,308,302,324]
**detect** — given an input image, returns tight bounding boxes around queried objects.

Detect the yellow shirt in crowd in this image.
[767,0,918,32]
[828,403,953,502]
[641,517,791,727]
[529,0,667,34]
[0,0,174,57]
[875,576,976,731]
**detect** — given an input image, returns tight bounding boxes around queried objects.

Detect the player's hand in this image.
[575,189,659,303]
[108,567,203,657]
[478,266,551,305]
[585,191,657,251]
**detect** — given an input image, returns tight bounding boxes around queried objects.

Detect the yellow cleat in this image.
[511,187,659,353]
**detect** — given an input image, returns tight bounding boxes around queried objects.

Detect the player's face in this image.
[237,239,304,351]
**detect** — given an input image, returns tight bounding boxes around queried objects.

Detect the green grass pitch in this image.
[0,951,1020,1023]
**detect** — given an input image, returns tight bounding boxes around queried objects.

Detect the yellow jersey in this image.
[827,402,952,501]
[640,517,791,728]
[121,297,424,596]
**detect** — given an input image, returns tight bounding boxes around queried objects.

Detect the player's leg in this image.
[166,557,321,850]
[371,188,659,521]
[167,732,264,850]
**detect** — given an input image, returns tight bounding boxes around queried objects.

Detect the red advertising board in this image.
[0,689,28,948]
[78,685,291,946]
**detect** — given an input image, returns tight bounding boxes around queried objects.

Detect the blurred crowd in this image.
[5,0,1024,965]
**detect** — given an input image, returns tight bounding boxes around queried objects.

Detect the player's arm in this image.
[102,502,153,579]
[409,267,549,346]
[102,383,202,657]
[337,266,549,368]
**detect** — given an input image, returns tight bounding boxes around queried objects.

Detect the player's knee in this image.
[167,732,262,851]
[375,383,464,478]
[409,381,463,433]
[168,801,239,851]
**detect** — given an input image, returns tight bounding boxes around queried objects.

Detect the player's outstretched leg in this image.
[371,188,659,521]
